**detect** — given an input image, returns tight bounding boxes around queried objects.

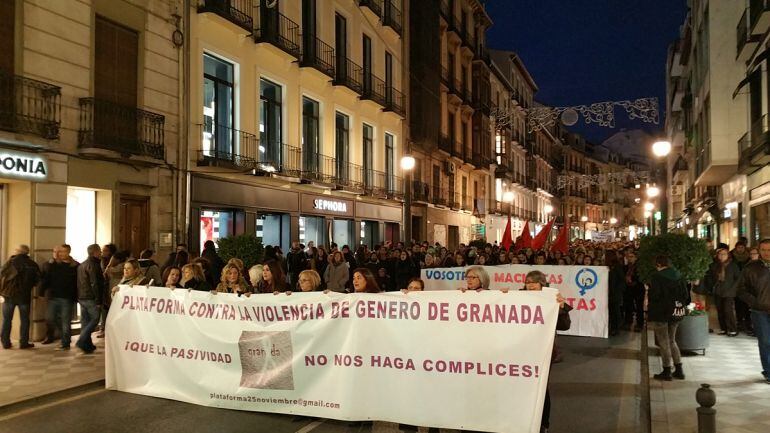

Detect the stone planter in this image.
[675,313,710,355]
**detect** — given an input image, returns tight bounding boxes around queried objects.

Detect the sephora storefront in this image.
[190,175,402,254]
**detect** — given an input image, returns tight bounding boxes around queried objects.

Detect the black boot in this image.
[654,367,672,381]
[673,364,685,380]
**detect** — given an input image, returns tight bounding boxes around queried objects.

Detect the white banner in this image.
[106,286,560,433]
[589,230,616,242]
[421,264,608,338]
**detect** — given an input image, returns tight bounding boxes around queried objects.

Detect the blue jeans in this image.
[751,310,770,379]
[76,300,100,352]
[1,301,31,347]
[46,298,74,347]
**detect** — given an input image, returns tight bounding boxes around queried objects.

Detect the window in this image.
[302,97,320,173]
[335,13,347,72]
[385,51,393,97]
[362,34,372,94]
[385,133,395,192]
[433,165,442,202]
[335,112,350,182]
[203,54,234,157]
[363,124,374,187]
[260,79,283,168]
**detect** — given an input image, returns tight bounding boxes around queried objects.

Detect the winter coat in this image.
[138,259,162,287]
[324,262,350,293]
[201,247,225,283]
[0,253,41,304]
[42,259,79,301]
[77,256,105,304]
[394,259,416,291]
[608,265,626,307]
[736,260,770,313]
[704,260,741,298]
[647,267,689,323]
[183,278,211,292]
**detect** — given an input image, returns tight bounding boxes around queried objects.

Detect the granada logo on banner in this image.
[106,286,560,433]
[421,264,608,338]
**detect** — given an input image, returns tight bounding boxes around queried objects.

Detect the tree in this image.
[637,234,712,283]
[216,235,264,270]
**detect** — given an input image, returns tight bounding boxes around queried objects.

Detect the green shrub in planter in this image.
[216,235,264,270]
[637,234,712,283]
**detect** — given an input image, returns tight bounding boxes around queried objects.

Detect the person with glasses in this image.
[521,270,572,433]
[463,266,490,292]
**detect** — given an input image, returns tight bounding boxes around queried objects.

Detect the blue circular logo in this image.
[575,268,598,296]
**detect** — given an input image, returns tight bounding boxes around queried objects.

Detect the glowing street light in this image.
[580,216,588,222]
[503,191,514,203]
[644,210,652,218]
[644,202,655,212]
[646,186,660,198]
[610,217,618,225]
[652,140,672,157]
[544,204,553,214]
[400,155,416,171]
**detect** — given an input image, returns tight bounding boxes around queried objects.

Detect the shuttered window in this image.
[95,16,138,107]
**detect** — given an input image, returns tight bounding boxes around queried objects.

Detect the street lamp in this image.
[644,202,655,212]
[652,140,672,158]
[503,191,514,218]
[544,204,553,214]
[646,186,660,198]
[400,155,416,244]
[610,217,618,225]
[651,140,672,234]
[581,215,588,240]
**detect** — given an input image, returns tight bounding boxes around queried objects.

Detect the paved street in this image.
[0,332,645,433]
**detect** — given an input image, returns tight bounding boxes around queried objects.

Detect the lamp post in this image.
[651,140,671,234]
[581,215,588,239]
[401,155,415,244]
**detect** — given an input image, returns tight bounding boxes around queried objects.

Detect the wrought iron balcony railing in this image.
[301,35,335,78]
[0,70,61,140]
[78,98,164,160]
[301,151,338,184]
[359,0,383,17]
[334,57,364,95]
[197,0,253,32]
[412,180,430,202]
[198,122,259,169]
[439,133,453,153]
[362,73,388,107]
[432,185,447,206]
[384,87,405,116]
[383,0,402,35]
[255,7,301,59]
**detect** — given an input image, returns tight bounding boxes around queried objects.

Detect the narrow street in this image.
[0,333,645,433]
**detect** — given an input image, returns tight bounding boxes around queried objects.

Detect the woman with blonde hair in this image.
[181,263,211,292]
[216,264,252,296]
[297,270,322,292]
[463,266,490,291]
[248,264,263,288]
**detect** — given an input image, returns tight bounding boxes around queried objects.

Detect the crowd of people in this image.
[2,234,769,432]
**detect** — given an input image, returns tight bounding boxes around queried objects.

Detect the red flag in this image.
[514,220,532,251]
[531,218,555,251]
[550,219,570,255]
[500,215,513,251]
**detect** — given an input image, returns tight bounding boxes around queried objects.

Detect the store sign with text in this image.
[302,195,354,217]
[0,149,48,182]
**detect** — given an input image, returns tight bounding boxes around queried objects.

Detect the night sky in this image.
[484,0,689,145]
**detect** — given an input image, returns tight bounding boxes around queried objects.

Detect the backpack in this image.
[0,260,20,299]
[670,280,690,322]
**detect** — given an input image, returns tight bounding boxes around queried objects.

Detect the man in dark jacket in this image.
[0,245,41,349]
[736,238,770,383]
[138,249,162,286]
[201,241,224,284]
[624,251,645,332]
[41,244,79,349]
[286,241,308,291]
[648,255,689,381]
[76,244,105,354]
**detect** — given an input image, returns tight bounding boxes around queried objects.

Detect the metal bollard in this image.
[696,383,716,433]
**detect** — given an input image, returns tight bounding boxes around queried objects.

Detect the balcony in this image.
[300,36,335,78]
[448,192,460,209]
[412,180,430,202]
[197,122,258,169]
[439,133,453,153]
[472,91,490,115]
[432,185,447,206]
[699,186,718,204]
[359,0,383,17]
[451,141,465,160]
[383,0,402,36]
[750,0,770,34]
[0,71,61,140]
[338,162,365,192]
[197,0,253,33]
[384,87,405,117]
[471,152,489,169]
[739,115,770,174]
[334,57,364,95]
[461,194,473,212]
[78,98,164,160]
[459,28,475,52]
[737,8,760,61]
[254,8,301,59]
[362,73,388,107]
[301,152,338,184]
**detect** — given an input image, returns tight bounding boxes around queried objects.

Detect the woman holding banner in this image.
[521,270,572,433]
[463,266,490,291]
[352,268,381,293]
